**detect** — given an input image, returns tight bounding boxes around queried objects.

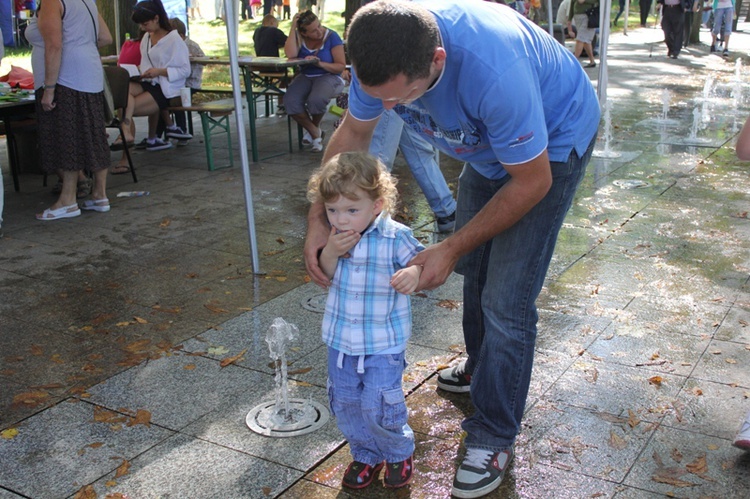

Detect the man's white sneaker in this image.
[733,410,750,451]
[311,137,323,152]
[452,447,513,498]
[437,359,472,393]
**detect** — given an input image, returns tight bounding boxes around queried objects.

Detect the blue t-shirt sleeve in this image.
[347,70,384,122]
[476,58,548,165]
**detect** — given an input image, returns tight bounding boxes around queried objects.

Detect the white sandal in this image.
[36,203,81,221]
[81,198,111,213]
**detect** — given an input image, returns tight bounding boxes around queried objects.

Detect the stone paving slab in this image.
[89,432,303,498]
[0,399,173,498]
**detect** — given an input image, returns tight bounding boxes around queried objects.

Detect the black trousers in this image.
[639,0,652,25]
[661,5,686,55]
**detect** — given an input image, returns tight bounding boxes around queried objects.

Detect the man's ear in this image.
[432,47,447,71]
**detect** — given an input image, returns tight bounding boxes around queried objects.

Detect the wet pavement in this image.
[2,23,750,498]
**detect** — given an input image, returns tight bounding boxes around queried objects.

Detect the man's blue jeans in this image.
[369,110,456,218]
[455,136,596,451]
[327,347,414,465]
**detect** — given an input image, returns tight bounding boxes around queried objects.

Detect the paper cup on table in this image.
[180,88,191,107]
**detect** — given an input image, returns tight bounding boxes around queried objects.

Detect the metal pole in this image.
[596,0,611,107]
[224,0,261,274]
[547,0,554,37]
[624,0,630,34]
[114,0,121,56]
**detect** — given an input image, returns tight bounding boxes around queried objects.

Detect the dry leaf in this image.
[1,428,19,440]
[105,479,117,487]
[437,299,460,310]
[651,474,698,487]
[50,354,65,364]
[725,358,737,364]
[262,486,272,496]
[288,367,313,375]
[292,380,314,387]
[73,485,97,499]
[115,321,131,327]
[133,316,148,324]
[184,364,197,370]
[30,345,43,356]
[127,409,152,428]
[204,303,229,314]
[220,349,247,368]
[159,218,171,227]
[686,455,707,475]
[12,390,50,408]
[608,430,627,450]
[648,375,663,387]
[627,409,640,428]
[115,459,131,478]
[276,237,286,244]
[692,387,703,396]
[93,407,129,425]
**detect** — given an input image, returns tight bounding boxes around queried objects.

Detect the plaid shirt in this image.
[322,213,424,355]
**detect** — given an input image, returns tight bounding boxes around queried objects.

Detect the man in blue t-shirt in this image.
[303,1,599,497]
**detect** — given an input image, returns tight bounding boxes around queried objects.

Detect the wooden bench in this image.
[168,98,239,171]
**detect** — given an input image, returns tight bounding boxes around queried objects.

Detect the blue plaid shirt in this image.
[322,213,424,355]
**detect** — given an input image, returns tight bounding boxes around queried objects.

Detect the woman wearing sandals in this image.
[26,0,113,220]
[116,0,192,154]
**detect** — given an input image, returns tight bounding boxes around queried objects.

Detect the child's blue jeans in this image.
[327,347,414,465]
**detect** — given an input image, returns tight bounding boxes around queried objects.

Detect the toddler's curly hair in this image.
[307,152,398,214]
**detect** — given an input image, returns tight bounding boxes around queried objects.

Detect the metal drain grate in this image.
[246,398,330,437]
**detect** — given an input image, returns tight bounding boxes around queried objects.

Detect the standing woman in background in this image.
[26,0,114,220]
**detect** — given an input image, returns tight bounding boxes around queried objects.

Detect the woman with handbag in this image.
[26,0,114,220]
[568,0,598,68]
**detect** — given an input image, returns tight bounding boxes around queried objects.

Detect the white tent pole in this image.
[114,0,121,56]
[547,0,554,37]
[596,0,611,107]
[224,0,261,274]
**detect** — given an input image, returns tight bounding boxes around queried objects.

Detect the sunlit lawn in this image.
[0,3,347,88]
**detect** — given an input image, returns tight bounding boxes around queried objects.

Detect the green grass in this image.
[0,7,347,88]
[188,12,346,88]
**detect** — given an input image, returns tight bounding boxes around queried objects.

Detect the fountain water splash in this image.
[246,318,330,437]
[683,107,712,145]
[593,100,622,158]
[661,88,670,122]
[266,317,298,423]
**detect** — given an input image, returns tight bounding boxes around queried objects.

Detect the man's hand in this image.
[409,241,460,291]
[304,206,332,287]
[391,265,422,295]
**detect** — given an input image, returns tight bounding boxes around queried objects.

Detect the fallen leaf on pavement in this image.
[648,375,663,386]
[628,409,640,428]
[160,218,171,227]
[204,303,229,314]
[608,430,627,450]
[288,367,313,375]
[30,345,43,356]
[184,364,196,370]
[220,349,247,368]
[12,390,50,408]
[133,316,148,324]
[692,387,703,396]
[73,485,96,499]
[1,428,19,439]
[93,406,129,425]
[115,459,131,478]
[686,455,707,475]
[126,409,152,428]
[437,299,460,310]
[276,237,285,244]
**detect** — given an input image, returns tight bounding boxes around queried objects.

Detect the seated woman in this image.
[120,0,191,155]
[284,10,345,152]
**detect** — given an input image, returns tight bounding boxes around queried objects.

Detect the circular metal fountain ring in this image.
[246,398,330,437]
